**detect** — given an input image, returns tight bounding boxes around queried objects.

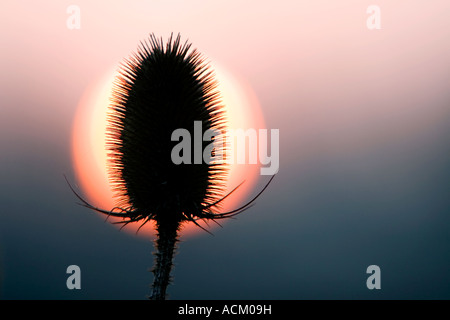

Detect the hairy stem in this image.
[149,221,179,300]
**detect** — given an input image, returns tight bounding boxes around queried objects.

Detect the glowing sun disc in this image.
[71,62,265,239]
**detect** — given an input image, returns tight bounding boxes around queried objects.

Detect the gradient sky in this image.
[1,0,450,299]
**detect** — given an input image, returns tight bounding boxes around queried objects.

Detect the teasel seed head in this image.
[106,33,229,230]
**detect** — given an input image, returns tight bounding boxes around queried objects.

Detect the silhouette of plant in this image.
[68,33,274,300]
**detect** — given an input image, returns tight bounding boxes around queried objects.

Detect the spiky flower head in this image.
[104,33,230,230]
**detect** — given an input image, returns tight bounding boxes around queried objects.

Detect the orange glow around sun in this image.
[71,62,265,239]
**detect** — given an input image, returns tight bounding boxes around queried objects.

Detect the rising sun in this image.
[71,61,265,238]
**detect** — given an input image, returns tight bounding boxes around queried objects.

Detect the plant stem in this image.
[149,220,179,300]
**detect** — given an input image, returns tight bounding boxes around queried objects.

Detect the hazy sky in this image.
[1,1,450,299]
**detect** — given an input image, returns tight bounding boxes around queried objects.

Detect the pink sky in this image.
[3,0,449,141]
